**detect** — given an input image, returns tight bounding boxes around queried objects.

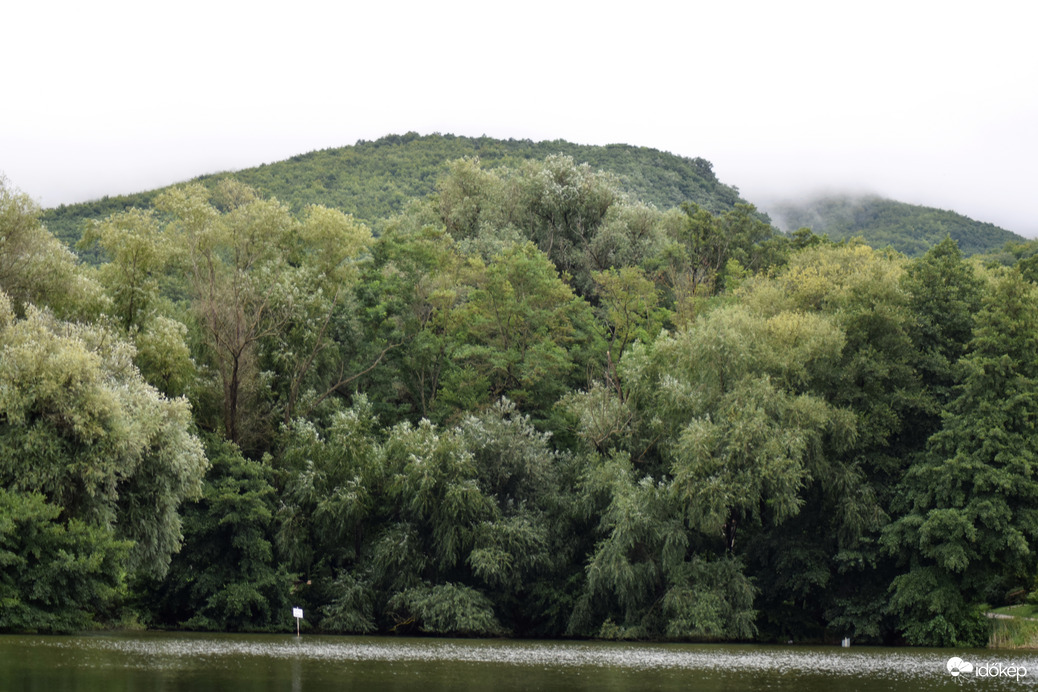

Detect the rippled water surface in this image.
[1,632,1035,691]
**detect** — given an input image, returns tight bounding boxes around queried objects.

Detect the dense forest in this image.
[3,141,1038,648]
[768,193,1023,257]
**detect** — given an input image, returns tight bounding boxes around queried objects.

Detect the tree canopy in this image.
[1,151,1033,646]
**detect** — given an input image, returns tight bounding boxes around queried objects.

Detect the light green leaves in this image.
[0,305,206,579]
[1,177,106,321]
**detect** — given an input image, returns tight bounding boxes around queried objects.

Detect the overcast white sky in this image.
[3,1,1036,235]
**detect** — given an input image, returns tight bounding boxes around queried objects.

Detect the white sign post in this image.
[293,607,304,636]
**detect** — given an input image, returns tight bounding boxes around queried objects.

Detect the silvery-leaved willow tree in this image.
[0,179,207,632]
[0,294,207,631]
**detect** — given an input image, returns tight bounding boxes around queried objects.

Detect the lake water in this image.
[1,632,1036,691]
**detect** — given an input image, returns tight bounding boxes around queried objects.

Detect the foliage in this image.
[77,180,378,450]
[387,583,503,636]
[148,437,292,631]
[0,176,106,320]
[0,300,207,579]
[79,208,170,331]
[0,488,130,633]
[652,203,783,324]
[593,266,668,357]
[451,242,602,413]
[989,617,1038,649]
[902,237,983,417]
[884,270,1038,646]
[730,243,927,642]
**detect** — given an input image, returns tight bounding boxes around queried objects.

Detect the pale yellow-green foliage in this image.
[80,207,171,330]
[0,176,108,320]
[0,304,207,577]
[0,290,12,328]
[154,183,221,254]
[436,157,512,239]
[0,305,121,440]
[562,381,635,453]
[576,275,862,552]
[81,207,169,272]
[147,180,376,443]
[133,315,196,398]
[742,242,906,317]
[594,266,666,354]
[650,304,844,409]
[298,205,373,282]
[758,310,846,389]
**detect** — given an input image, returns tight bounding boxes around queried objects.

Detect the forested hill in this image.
[767,194,1024,256]
[40,132,751,251]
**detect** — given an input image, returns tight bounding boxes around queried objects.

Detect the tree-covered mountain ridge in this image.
[767,193,1024,256]
[42,133,1022,260]
[40,132,752,252]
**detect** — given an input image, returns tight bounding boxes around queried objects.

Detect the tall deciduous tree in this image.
[452,242,602,415]
[563,297,852,639]
[738,243,921,642]
[79,208,170,332]
[263,203,374,424]
[516,154,622,294]
[157,181,295,445]
[358,218,470,422]
[902,236,982,417]
[155,181,374,446]
[653,203,779,325]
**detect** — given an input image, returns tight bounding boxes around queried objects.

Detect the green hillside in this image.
[40,136,1023,261]
[41,132,751,253]
[767,193,1023,256]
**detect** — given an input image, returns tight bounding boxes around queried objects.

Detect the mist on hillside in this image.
[754,189,881,234]
[751,190,1025,257]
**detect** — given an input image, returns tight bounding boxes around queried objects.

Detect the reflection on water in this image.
[2,632,1036,691]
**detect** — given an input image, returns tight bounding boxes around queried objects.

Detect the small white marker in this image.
[293,607,304,636]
